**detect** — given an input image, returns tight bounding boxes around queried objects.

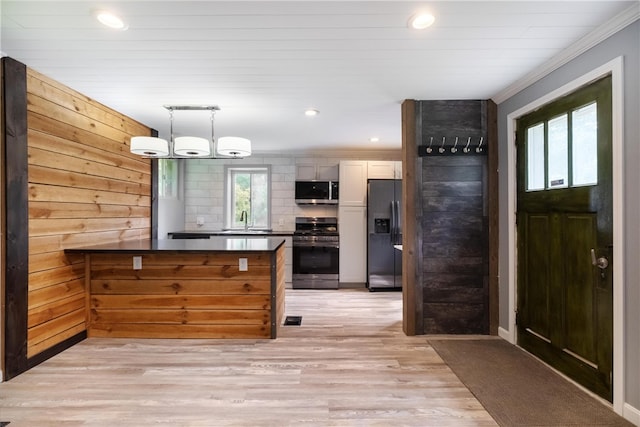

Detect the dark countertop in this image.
[65,237,286,254]
[168,230,294,237]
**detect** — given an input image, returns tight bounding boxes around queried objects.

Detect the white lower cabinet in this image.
[339,206,367,284]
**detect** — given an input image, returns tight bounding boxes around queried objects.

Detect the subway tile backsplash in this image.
[183,151,399,231]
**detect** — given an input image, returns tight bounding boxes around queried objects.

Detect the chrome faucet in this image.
[240,210,248,230]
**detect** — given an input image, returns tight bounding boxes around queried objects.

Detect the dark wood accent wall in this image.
[2,57,154,379]
[414,100,498,334]
[422,154,488,333]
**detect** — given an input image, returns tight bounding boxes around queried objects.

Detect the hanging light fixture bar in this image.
[129,104,252,159]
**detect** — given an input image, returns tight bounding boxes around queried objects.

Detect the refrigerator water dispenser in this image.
[374,218,390,233]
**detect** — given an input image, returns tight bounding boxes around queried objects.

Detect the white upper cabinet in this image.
[367,161,395,179]
[394,161,403,179]
[338,160,368,206]
[296,163,339,181]
[367,161,402,179]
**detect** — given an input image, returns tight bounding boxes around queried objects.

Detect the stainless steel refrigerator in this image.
[367,179,402,291]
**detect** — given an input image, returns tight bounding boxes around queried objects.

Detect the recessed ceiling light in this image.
[409,12,435,30]
[305,108,319,117]
[370,137,380,143]
[95,10,128,30]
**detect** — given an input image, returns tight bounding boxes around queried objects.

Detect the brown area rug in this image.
[429,338,633,426]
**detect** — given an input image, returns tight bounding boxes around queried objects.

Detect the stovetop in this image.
[294,216,338,236]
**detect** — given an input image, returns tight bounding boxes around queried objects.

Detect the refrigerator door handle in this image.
[390,201,395,243]
[394,200,400,245]
[393,200,398,244]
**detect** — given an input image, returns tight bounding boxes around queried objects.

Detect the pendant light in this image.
[216,136,252,158]
[129,105,252,159]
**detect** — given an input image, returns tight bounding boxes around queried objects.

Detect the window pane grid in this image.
[526,123,545,191]
[226,166,270,229]
[525,102,598,192]
[547,114,568,189]
[572,102,598,186]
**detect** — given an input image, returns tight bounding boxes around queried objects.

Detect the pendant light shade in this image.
[216,136,252,158]
[129,105,251,159]
[130,136,170,157]
[174,136,211,157]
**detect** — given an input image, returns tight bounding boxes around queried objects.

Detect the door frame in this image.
[504,57,625,414]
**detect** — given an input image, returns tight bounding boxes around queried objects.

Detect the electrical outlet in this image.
[133,256,142,270]
[278,218,285,226]
[196,216,205,226]
[239,258,248,271]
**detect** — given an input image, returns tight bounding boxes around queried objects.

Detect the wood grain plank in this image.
[27,93,140,150]
[29,278,85,309]
[28,265,85,291]
[487,99,499,335]
[91,309,270,325]
[30,201,150,220]
[28,182,151,206]
[3,56,30,379]
[89,323,271,339]
[90,279,272,295]
[28,126,151,176]
[27,69,151,136]
[27,322,86,358]
[29,293,86,328]
[89,265,272,280]
[29,250,84,273]
[90,252,271,266]
[29,164,151,196]
[29,229,151,254]
[424,303,485,334]
[28,142,149,187]
[29,216,150,237]
[90,295,271,310]
[401,99,418,335]
[28,307,86,346]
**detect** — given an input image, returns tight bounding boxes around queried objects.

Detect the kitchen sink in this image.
[219,229,272,234]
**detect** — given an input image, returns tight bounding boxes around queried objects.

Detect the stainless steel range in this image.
[292,217,339,289]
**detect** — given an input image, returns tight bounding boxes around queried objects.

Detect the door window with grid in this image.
[525,101,598,191]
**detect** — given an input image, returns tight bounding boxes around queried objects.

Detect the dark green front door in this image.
[516,75,613,401]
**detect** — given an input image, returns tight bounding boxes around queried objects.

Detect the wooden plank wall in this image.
[26,67,152,357]
[422,155,488,333]
[88,251,274,338]
[419,100,490,334]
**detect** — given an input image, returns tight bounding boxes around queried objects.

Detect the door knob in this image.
[590,248,609,269]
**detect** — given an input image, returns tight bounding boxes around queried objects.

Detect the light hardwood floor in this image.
[0,289,497,426]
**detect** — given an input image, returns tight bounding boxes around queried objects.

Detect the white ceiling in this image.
[1,0,636,153]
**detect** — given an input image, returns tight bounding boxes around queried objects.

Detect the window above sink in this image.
[224,165,271,230]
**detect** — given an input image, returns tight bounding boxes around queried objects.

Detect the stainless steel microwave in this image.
[295,181,339,205]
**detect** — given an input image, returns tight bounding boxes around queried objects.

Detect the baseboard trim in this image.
[498,326,514,344]
[623,402,640,425]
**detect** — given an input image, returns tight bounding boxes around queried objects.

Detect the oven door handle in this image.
[293,242,340,248]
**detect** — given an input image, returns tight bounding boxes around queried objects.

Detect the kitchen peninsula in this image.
[65,237,286,339]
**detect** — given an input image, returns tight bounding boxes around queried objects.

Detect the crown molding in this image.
[492,3,639,104]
